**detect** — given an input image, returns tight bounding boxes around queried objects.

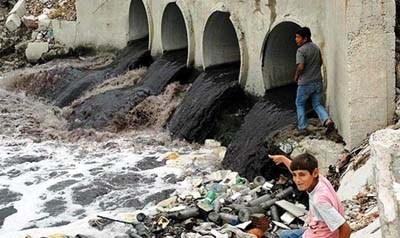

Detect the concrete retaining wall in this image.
[52,0,396,149]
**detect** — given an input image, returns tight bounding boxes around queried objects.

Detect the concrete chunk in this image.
[275,200,308,221]
[370,129,400,238]
[25,42,49,63]
[5,13,21,32]
[9,0,26,18]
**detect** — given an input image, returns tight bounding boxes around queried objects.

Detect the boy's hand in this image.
[268,154,287,165]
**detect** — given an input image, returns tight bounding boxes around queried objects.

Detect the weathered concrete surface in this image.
[370,129,400,238]
[325,0,396,148]
[51,0,396,148]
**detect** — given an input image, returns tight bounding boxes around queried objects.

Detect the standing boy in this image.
[294,27,335,135]
[268,153,352,238]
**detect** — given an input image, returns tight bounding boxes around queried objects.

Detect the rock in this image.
[395,109,400,118]
[25,42,49,63]
[9,0,25,18]
[21,15,38,29]
[38,14,51,30]
[42,49,58,61]
[205,139,221,148]
[14,40,28,53]
[31,31,39,40]
[338,158,375,201]
[5,13,21,32]
[370,129,400,238]
[291,138,345,175]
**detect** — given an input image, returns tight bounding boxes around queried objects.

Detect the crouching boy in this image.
[268,153,352,238]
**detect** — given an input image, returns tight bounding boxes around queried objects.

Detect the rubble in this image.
[5,13,21,31]
[9,0,25,17]
[1,0,76,73]
[343,186,379,231]
[25,41,49,62]
[111,158,307,238]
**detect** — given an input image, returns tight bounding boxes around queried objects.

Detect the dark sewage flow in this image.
[68,49,189,130]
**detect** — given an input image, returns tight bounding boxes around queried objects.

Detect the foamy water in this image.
[0,134,191,235]
[0,84,199,237]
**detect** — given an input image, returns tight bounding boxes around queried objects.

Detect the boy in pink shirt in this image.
[268,153,352,238]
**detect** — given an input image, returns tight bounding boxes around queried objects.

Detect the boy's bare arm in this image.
[339,222,352,238]
[268,155,292,172]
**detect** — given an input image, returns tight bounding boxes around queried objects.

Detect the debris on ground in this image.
[1,0,76,73]
[343,185,379,232]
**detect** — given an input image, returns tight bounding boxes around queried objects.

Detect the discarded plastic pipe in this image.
[178,207,200,220]
[219,213,239,225]
[248,193,273,207]
[229,203,247,211]
[238,207,265,222]
[270,205,280,221]
[136,212,146,222]
[253,176,266,186]
[260,198,278,209]
[275,187,294,200]
[169,207,200,220]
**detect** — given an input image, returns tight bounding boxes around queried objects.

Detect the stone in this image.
[14,40,28,53]
[21,15,38,29]
[38,14,51,30]
[338,158,375,201]
[25,42,49,63]
[204,139,221,148]
[9,0,25,17]
[370,129,400,238]
[5,13,21,32]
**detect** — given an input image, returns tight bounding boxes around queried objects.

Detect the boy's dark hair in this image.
[296,27,312,42]
[290,153,318,174]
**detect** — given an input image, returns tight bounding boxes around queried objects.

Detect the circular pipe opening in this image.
[262,22,300,89]
[203,12,240,68]
[129,0,149,41]
[161,3,188,52]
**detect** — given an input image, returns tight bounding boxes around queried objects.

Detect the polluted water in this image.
[0,38,308,238]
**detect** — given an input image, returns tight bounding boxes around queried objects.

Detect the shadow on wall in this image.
[203,11,241,69]
[129,0,150,43]
[161,3,188,52]
[262,21,300,90]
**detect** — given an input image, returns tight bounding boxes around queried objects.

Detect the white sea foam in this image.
[0,135,191,236]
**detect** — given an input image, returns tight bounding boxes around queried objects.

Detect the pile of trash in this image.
[343,185,378,232]
[1,0,76,73]
[81,170,307,238]
[65,140,308,238]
